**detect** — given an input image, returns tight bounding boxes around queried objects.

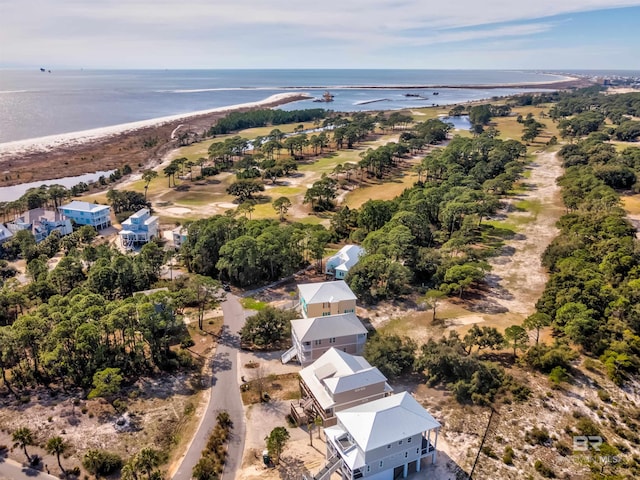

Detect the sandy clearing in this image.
[483,151,564,318]
[165,207,192,215]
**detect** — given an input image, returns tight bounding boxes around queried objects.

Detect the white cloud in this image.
[1,0,640,67]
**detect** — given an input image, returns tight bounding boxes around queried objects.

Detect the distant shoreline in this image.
[0,74,594,189]
[0,93,312,158]
[0,93,311,188]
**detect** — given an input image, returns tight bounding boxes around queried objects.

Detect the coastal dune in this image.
[0,93,311,158]
[0,93,312,188]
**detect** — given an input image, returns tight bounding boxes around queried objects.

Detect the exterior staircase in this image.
[281,346,297,364]
[310,455,342,480]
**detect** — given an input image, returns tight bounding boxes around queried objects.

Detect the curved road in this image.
[172,294,247,480]
[0,456,59,480]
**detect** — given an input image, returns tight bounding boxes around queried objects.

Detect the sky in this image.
[1,0,640,70]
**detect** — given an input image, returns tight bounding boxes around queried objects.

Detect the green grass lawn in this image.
[344,171,418,209]
[240,297,268,310]
[514,199,543,217]
[484,216,533,232]
[264,185,305,196]
[491,105,560,146]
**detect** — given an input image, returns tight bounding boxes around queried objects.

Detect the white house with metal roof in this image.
[292,348,393,427]
[282,312,367,366]
[325,245,365,280]
[59,201,111,230]
[6,208,72,243]
[298,280,357,318]
[119,208,159,250]
[316,392,440,480]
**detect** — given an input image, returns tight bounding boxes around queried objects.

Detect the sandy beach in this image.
[0,93,312,158]
[0,92,312,188]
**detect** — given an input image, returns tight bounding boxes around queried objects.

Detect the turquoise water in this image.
[0,69,564,143]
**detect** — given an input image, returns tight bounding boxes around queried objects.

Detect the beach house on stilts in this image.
[308,392,440,480]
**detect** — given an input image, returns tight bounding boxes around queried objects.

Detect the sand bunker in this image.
[165,207,192,215]
[445,315,486,327]
[216,202,237,209]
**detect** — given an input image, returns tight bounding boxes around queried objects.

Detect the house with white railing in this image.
[59,201,111,230]
[119,208,159,250]
[291,348,392,427]
[312,392,440,480]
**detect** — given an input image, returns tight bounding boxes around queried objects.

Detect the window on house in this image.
[407,437,412,443]
[387,444,391,449]
[314,340,322,345]
[367,466,370,473]
[405,452,408,458]
[304,342,311,346]
[379,461,383,468]
[329,337,336,343]
[416,447,420,454]
[399,440,403,445]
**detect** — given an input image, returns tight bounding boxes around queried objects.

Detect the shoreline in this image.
[0,93,312,158]
[0,75,588,156]
[0,75,594,189]
[0,93,311,188]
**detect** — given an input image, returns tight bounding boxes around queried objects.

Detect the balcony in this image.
[421,436,435,455]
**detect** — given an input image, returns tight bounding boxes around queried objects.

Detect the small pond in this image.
[440,115,472,131]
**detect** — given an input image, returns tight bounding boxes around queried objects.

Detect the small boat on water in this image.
[313,91,335,102]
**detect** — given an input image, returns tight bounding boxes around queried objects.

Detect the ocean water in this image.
[0,69,565,144]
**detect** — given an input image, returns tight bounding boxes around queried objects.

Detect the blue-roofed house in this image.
[59,201,111,229]
[119,208,159,250]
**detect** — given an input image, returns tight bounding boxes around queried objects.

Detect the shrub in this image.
[510,383,531,402]
[583,358,599,372]
[503,446,514,465]
[597,389,611,403]
[575,417,601,437]
[556,441,571,456]
[521,344,577,373]
[549,366,570,385]
[525,426,550,445]
[534,460,555,478]
[481,446,497,459]
[82,449,123,476]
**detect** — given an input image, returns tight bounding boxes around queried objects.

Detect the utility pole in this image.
[469,407,499,480]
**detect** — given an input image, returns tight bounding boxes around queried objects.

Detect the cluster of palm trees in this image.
[12,427,68,475]
[11,425,165,479]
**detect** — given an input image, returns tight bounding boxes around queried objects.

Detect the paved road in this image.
[0,456,59,480]
[172,294,247,480]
